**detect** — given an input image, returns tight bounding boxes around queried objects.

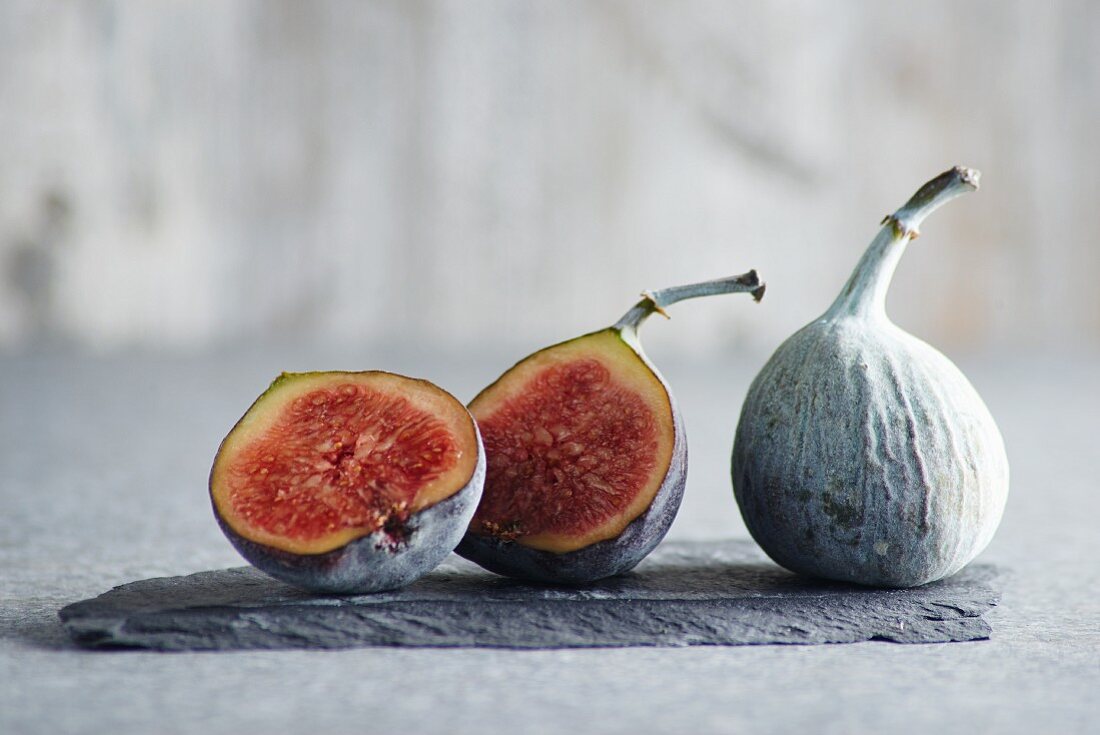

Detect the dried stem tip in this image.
[887,166,980,238]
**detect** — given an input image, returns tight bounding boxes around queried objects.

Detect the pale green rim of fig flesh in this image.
[468,270,763,553]
[210,371,481,556]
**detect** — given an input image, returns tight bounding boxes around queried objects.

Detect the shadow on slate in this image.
[58,541,1000,651]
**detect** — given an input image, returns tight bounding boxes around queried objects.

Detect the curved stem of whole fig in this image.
[613,270,764,333]
[827,166,980,320]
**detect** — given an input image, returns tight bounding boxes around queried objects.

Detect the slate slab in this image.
[58,541,1000,651]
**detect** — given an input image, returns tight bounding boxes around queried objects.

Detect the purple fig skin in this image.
[456,371,687,585]
[213,431,485,594]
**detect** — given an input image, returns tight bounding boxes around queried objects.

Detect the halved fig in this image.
[458,271,764,583]
[210,371,484,593]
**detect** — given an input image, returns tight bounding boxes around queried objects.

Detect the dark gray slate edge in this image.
[58,542,1000,652]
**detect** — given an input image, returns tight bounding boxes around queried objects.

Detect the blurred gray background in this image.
[3,0,1098,356]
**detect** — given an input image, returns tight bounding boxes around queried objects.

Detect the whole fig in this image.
[731,167,1008,587]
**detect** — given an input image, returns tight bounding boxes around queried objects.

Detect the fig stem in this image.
[829,166,979,320]
[613,270,763,332]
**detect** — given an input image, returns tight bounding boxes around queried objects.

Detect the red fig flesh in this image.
[210,371,484,592]
[469,329,675,553]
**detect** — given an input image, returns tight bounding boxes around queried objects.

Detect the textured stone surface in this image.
[5,350,1099,735]
[59,541,998,651]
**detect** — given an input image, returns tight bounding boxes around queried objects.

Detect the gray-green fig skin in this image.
[731,167,1009,588]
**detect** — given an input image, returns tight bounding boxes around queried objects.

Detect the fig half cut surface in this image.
[458,271,763,584]
[210,371,484,593]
